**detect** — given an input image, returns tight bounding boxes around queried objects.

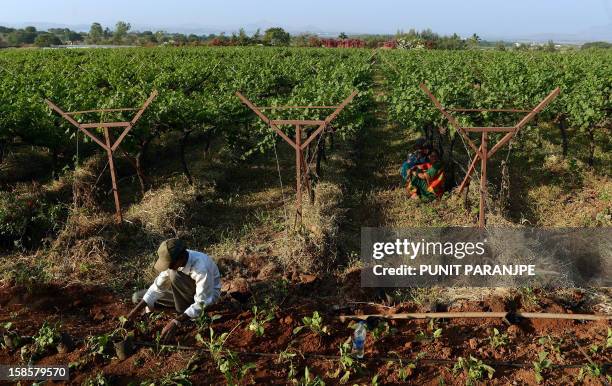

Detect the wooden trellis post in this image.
[236,90,358,224]
[45,91,158,223]
[419,83,559,228]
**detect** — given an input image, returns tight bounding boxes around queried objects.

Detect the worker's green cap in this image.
[154,238,186,272]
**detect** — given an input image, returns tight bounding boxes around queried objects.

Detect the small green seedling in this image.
[532,351,552,384]
[83,372,111,386]
[577,363,604,381]
[606,328,611,349]
[416,319,442,342]
[370,374,379,386]
[148,354,199,386]
[32,321,61,355]
[112,316,133,341]
[538,335,563,361]
[299,367,325,386]
[247,306,274,337]
[134,312,165,335]
[219,351,256,386]
[286,361,298,384]
[370,320,396,341]
[86,333,112,359]
[2,322,14,332]
[293,311,329,336]
[452,356,495,386]
[387,352,417,382]
[198,326,253,386]
[488,328,509,349]
[329,337,364,383]
[195,312,222,334]
[1,322,21,350]
[277,348,297,364]
[277,349,298,384]
[415,328,442,342]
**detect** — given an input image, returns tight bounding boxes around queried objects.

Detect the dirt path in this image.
[338,59,410,257]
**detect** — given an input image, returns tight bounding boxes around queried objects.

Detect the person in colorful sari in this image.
[407,150,445,201]
[400,138,430,181]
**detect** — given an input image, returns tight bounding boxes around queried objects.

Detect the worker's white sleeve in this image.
[183,271,210,319]
[142,270,171,308]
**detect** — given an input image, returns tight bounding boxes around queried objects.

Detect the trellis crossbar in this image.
[45,90,158,222]
[419,83,560,228]
[236,90,358,224]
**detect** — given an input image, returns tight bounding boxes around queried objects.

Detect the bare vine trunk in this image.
[316,134,326,177]
[135,135,154,194]
[587,128,595,166]
[0,140,5,165]
[557,115,569,158]
[179,129,194,185]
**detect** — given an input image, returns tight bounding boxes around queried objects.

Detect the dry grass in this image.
[126,181,200,240]
[277,182,344,274]
[43,208,117,283]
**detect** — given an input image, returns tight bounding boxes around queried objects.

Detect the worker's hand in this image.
[160,319,179,341]
[127,299,147,321]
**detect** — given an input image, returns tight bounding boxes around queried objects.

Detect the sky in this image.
[1,0,611,39]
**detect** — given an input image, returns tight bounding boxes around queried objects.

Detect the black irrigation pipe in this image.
[339,311,612,322]
[133,341,612,370]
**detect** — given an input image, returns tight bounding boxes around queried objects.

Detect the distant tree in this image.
[138,35,156,45]
[87,22,104,44]
[34,33,61,47]
[236,28,250,45]
[338,32,348,39]
[308,36,321,47]
[187,34,200,44]
[420,28,438,41]
[48,28,82,43]
[0,26,15,34]
[252,28,261,44]
[437,33,465,50]
[113,21,131,44]
[581,41,612,49]
[7,29,38,45]
[172,33,187,46]
[544,40,556,52]
[155,30,167,44]
[495,41,506,51]
[263,27,290,46]
[468,33,481,48]
[209,37,225,46]
[293,33,309,47]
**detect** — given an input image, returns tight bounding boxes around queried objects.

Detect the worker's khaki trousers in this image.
[132,271,196,313]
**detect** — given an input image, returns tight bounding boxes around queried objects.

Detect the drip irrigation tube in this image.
[133,341,611,370]
[338,311,612,322]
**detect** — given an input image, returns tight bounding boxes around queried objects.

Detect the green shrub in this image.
[0,188,65,249]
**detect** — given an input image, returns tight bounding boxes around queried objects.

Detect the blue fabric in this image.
[400,153,429,181]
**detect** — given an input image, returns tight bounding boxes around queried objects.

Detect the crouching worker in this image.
[407,150,445,201]
[127,238,221,340]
